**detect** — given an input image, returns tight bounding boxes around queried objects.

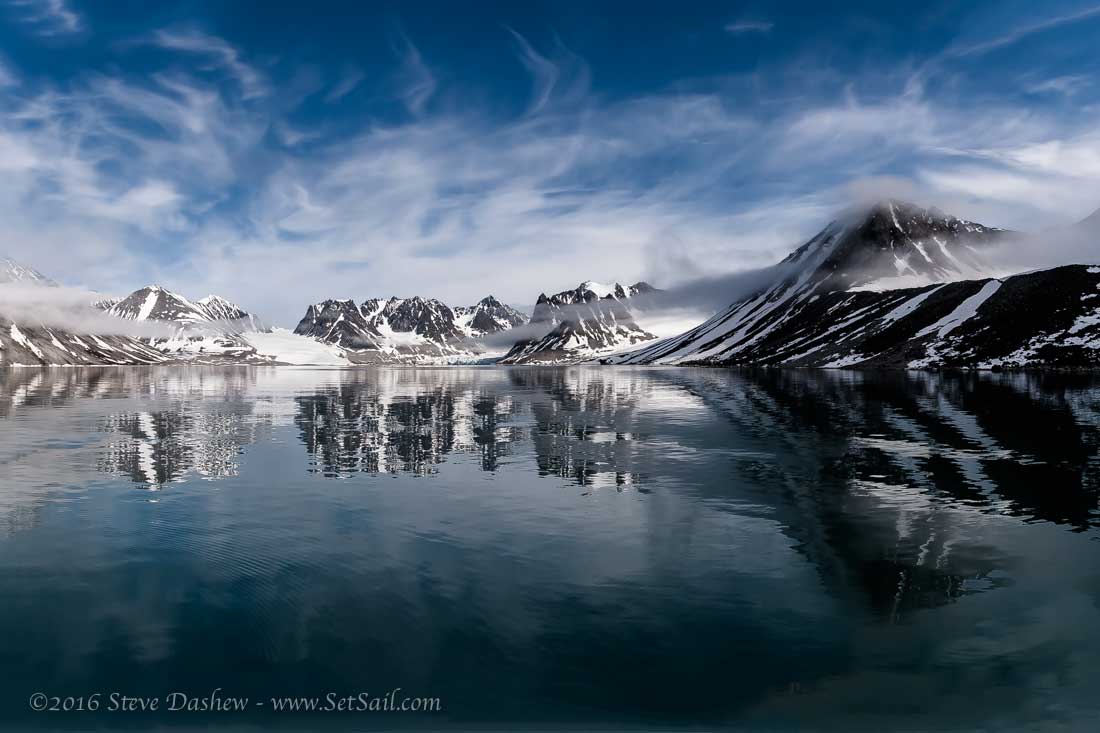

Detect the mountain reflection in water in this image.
[0,366,1097,730]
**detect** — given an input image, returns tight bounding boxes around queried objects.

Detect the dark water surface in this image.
[0,367,1098,731]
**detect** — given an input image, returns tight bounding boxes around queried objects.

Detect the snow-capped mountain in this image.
[196,294,267,331]
[608,201,1100,368]
[500,281,658,364]
[454,295,528,336]
[789,200,1002,292]
[106,286,268,330]
[1,256,57,286]
[103,285,271,362]
[294,294,529,363]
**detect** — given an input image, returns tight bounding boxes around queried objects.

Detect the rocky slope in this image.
[609,202,1100,369]
[500,281,659,364]
[294,294,529,363]
[0,318,170,366]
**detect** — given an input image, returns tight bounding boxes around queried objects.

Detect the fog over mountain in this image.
[0,282,179,339]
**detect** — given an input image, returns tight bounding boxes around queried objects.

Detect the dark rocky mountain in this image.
[785,200,1003,291]
[500,281,659,364]
[294,294,529,363]
[295,299,382,351]
[609,202,1099,368]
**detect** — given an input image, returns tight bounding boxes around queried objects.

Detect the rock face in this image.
[500,281,658,364]
[609,202,1100,369]
[294,294,529,363]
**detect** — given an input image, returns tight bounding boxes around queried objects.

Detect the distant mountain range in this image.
[293,294,530,363]
[0,199,1097,368]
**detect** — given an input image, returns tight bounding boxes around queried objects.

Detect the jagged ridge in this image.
[294,294,530,363]
[500,281,658,364]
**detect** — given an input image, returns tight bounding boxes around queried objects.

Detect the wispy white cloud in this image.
[391,35,436,115]
[505,29,590,115]
[325,66,365,102]
[1025,74,1090,97]
[0,23,1097,327]
[0,59,17,87]
[947,3,1100,57]
[7,0,82,36]
[506,28,559,114]
[725,20,774,34]
[148,27,267,99]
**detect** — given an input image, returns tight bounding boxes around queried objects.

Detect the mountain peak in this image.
[0,256,58,287]
[780,201,1006,293]
[862,200,943,232]
[578,281,619,299]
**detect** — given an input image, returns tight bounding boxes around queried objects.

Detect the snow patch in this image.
[879,285,945,324]
[580,281,616,299]
[136,289,159,321]
[915,280,1002,340]
[10,324,44,359]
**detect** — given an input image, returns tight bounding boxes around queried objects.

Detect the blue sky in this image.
[1,0,1099,324]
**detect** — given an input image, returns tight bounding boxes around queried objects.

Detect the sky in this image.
[0,0,1099,325]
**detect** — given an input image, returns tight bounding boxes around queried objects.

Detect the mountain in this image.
[104,285,271,361]
[1,256,57,286]
[609,202,1100,368]
[454,295,528,336]
[0,258,170,365]
[787,200,1002,292]
[294,294,529,363]
[499,281,659,364]
[196,294,267,331]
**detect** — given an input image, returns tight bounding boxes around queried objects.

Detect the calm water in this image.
[0,367,1098,731]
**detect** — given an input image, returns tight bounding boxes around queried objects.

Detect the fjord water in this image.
[0,367,1098,730]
